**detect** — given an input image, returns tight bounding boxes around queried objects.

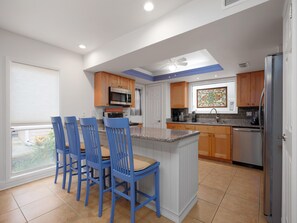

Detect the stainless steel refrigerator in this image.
[259,53,283,223]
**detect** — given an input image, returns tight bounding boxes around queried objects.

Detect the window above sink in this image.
[189,77,238,114]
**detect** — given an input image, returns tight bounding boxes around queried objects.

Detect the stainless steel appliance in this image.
[260,53,283,222]
[109,87,131,106]
[232,128,262,167]
[103,112,124,118]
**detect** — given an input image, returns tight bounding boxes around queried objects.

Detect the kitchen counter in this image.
[99,126,199,143]
[167,119,260,128]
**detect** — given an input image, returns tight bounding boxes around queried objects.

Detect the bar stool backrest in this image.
[104,118,134,178]
[51,116,66,153]
[64,116,81,159]
[80,117,103,168]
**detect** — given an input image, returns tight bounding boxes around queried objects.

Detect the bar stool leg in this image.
[155,168,161,217]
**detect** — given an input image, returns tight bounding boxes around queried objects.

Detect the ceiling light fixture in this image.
[144,1,154,12]
[78,44,86,49]
[168,64,176,72]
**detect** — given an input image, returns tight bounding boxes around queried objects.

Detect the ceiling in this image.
[0,0,284,84]
[139,49,219,76]
[86,0,283,83]
[0,0,192,54]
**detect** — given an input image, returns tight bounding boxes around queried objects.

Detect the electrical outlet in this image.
[246,111,253,117]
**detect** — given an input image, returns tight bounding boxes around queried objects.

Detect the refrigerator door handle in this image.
[259,89,265,132]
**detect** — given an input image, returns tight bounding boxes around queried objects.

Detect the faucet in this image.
[210,108,220,123]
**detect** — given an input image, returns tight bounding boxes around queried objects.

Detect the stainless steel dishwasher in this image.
[232,127,262,167]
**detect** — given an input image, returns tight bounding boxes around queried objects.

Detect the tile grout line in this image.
[11,192,29,223]
[210,168,238,223]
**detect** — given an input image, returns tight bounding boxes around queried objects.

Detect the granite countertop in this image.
[99,126,199,143]
[167,119,260,128]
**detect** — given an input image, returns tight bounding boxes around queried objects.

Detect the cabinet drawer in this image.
[213,126,231,135]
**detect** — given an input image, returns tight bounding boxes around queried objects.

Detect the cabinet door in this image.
[198,133,212,156]
[237,73,251,107]
[250,71,264,106]
[129,80,135,108]
[94,72,109,106]
[170,82,188,108]
[109,75,120,88]
[120,77,130,89]
[211,133,231,160]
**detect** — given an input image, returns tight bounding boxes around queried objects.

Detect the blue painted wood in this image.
[64,116,87,201]
[154,64,223,81]
[104,117,161,223]
[122,69,154,81]
[123,64,223,82]
[51,116,69,189]
[80,117,111,217]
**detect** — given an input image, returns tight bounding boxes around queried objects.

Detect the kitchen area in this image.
[0,0,295,222]
[167,70,264,168]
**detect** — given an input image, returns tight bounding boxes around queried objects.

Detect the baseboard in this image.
[0,168,55,191]
[178,195,197,222]
[143,195,197,223]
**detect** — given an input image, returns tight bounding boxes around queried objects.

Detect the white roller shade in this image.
[10,62,59,124]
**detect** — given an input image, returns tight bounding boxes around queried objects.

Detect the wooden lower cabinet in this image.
[198,132,212,157]
[166,123,231,162]
[211,133,231,160]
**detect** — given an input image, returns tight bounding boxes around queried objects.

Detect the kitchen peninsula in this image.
[99,127,199,223]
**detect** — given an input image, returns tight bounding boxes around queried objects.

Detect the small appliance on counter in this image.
[172,108,188,122]
[191,111,197,122]
[250,112,259,125]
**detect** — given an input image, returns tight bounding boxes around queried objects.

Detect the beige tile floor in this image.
[0,159,268,223]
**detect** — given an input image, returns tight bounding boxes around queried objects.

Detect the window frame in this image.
[189,77,238,114]
[5,57,60,184]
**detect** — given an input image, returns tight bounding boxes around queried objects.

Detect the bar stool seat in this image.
[66,142,85,150]
[101,146,110,159]
[133,155,157,172]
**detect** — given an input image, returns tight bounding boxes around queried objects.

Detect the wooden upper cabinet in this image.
[120,77,130,89]
[170,82,189,108]
[94,72,110,106]
[250,71,264,106]
[237,72,251,107]
[237,71,264,107]
[109,74,120,88]
[94,72,136,107]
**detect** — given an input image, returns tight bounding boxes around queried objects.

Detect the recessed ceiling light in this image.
[144,1,154,12]
[196,77,200,80]
[78,44,86,49]
[214,74,218,78]
[168,64,176,72]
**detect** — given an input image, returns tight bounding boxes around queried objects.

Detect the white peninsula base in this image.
[100,128,199,223]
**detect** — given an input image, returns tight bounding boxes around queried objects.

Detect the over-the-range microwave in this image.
[109,87,132,106]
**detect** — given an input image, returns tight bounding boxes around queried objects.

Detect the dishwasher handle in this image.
[233,128,261,133]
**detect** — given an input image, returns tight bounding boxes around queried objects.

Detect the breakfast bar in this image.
[99,127,199,223]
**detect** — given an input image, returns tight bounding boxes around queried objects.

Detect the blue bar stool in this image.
[80,117,111,217]
[51,116,70,189]
[104,118,161,223]
[64,116,87,201]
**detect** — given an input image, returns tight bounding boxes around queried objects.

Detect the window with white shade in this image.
[10,62,59,124]
[9,61,59,176]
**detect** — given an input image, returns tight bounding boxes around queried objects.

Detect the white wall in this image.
[0,28,94,188]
